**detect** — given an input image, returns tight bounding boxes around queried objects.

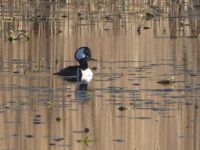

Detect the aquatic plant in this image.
[77,136,93,145]
[56,117,62,122]
[47,101,53,109]
[4,17,13,22]
[7,30,30,41]
[141,12,154,21]
[84,128,90,133]
[157,76,174,85]
[118,106,128,111]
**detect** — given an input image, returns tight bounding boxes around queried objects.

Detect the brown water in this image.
[0,1,200,150]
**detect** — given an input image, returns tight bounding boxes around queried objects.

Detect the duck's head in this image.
[75,47,92,62]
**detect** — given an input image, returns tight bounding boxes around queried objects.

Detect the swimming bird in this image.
[54,47,94,83]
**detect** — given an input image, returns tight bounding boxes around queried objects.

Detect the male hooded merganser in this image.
[54,47,94,83]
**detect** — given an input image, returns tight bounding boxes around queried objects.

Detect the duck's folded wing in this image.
[54,66,80,76]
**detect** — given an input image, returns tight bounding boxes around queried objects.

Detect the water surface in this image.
[0,1,200,150]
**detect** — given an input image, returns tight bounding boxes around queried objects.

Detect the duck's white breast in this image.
[81,68,93,83]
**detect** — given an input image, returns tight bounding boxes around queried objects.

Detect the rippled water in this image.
[0,0,200,150]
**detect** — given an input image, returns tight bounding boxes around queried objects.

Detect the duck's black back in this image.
[54,66,80,76]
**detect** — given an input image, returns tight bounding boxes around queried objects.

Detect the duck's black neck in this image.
[78,59,88,70]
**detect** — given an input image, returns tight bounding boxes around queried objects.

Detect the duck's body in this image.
[54,66,80,76]
[54,66,93,83]
[54,47,93,83]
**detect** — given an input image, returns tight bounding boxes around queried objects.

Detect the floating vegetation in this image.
[113,139,125,142]
[3,16,13,22]
[12,59,29,65]
[143,26,150,30]
[26,134,34,138]
[7,30,30,41]
[150,107,173,111]
[61,14,68,18]
[32,114,43,124]
[53,137,64,142]
[33,118,42,124]
[77,136,93,145]
[141,12,154,21]
[128,116,152,120]
[35,114,41,118]
[84,128,90,133]
[13,71,20,74]
[118,106,128,111]
[133,107,174,112]
[49,136,65,143]
[157,76,174,85]
[49,143,56,146]
[72,128,90,134]
[47,101,53,109]
[56,117,62,122]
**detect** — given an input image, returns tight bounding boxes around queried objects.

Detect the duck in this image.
[54,47,94,83]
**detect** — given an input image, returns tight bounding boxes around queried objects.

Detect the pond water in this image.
[0,0,200,150]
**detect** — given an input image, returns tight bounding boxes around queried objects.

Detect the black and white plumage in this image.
[54,47,93,83]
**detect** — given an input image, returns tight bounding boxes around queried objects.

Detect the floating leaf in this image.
[54,137,64,142]
[118,106,127,111]
[35,114,41,118]
[61,14,68,18]
[56,117,62,122]
[157,76,174,85]
[4,17,13,22]
[26,134,34,138]
[141,12,154,20]
[84,128,90,133]
[77,136,93,145]
[47,101,53,109]
[143,26,150,30]
[13,71,20,74]
[113,139,125,142]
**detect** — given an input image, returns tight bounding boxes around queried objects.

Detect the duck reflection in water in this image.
[75,83,93,102]
[54,47,95,101]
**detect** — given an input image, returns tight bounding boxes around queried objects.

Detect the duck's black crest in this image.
[74,47,92,61]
